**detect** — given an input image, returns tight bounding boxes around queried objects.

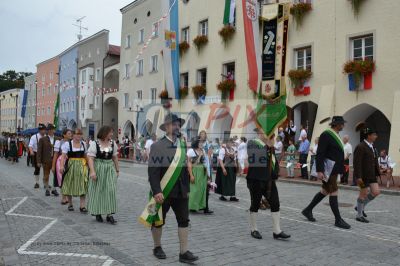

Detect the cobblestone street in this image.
[1,158,400,265]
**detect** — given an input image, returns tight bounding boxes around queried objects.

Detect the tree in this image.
[0,70,33,92]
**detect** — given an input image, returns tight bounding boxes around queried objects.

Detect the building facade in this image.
[283,0,400,174]
[23,74,36,130]
[0,89,20,133]
[36,56,59,126]
[77,30,109,138]
[59,44,79,130]
[119,0,164,140]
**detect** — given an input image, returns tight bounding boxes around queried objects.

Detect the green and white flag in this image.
[139,138,186,227]
[223,0,236,25]
[53,92,60,129]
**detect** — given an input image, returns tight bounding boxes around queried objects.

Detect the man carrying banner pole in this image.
[139,113,198,264]
[246,128,291,240]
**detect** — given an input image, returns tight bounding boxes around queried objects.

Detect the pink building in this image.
[36,56,59,126]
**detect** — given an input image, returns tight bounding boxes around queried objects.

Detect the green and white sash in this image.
[324,128,344,154]
[253,138,277,171]
[139,138,186,227]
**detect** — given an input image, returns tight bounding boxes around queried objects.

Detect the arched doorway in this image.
[343,103,391,164]
[185,111,200,141]
[68,120,77,130]
[104,97,119,136]
[140,119,153,138]
[291,101,318,141]
[123,120,135,140]
[209,107,233,143]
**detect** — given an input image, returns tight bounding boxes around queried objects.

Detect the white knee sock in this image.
[151,227,162,248]
[271,211,282,234]
[178,227,188,254]
[249,212,257,232]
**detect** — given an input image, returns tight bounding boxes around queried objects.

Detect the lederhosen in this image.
[246,140,280,213]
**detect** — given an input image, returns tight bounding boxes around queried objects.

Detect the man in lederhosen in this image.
[301,116,351,229]
[246,128,291,240]
[353,127,381,223]
[37,123,59,197]
[28,123,46,189]
[144,113,198,264]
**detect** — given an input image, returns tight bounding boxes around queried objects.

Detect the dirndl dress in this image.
[61,141,88,197]
[188,151,207,211]
[215,147,237,197]
[87,140,118,215]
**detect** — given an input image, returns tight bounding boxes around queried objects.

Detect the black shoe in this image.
[219,196,227,201]
[68,205,74,211]
[106,215,117,225]
[45,190,50,196]
[273,231,291,240]
[96,215,103,223]
[203,209,214,215]
[335,219,351,229]
[34,183,39,189]
[356,216,369,223]
[251,230,262,239]
[51,189,59,196]
[301,209,316,222]
[354,207,367,217]
[179,250,199,264]
[229,197,239,202]
[79,207,88,213]
[153,246,166,259]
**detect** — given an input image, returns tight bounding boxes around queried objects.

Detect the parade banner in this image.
[255,3,290,138]
[242,0,261,93]
[162,0,180,99]
[53,92,60,128]
[139,138,186,227]
[20,90,28,118]
[224,0,236,25]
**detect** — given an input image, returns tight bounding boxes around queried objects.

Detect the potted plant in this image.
[288,69,312,89]
[192,85,207,100]
[290,2,312,28]
[217,79,236,100]
[349,0,367,17]
[179,86,189,98]
[343,59,375,90]
[179,41,190,55]
[218,25,236,45]
[193,35,209,51]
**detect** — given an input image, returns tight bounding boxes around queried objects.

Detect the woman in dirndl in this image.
[52,128,72,205]
[60,128,88,213]
[87,126,119,224]
[215,138,239,202]
[8,134,18,163]
[187,137,212,214]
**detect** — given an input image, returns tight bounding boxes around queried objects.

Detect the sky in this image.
[0,0,133,74]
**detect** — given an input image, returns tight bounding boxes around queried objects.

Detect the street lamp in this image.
[128,104,143,138]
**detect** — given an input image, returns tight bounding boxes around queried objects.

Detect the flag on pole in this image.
[162,0,180,99]
[223,0,236,25]
[242,0,261,92]
[53,92,60,128]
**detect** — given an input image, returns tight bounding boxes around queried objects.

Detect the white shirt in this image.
[311,144,318,155]
[299,129,307,141]
[54,140,62,153]
[343,143,352,159]
[237,142,248,160]
[274,141,283,155]
[218,147,236,161]
[145,139,154,153]
[28,133,43,152]
[61,141,86,154]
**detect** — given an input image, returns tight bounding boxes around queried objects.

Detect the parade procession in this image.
[1,0,400,265]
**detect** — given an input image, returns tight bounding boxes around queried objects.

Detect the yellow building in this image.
[0,89,20,133]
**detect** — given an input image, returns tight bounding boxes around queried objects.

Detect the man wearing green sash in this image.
[246,128,291,240]
[302,116,351,229]
[140,113,198,264]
